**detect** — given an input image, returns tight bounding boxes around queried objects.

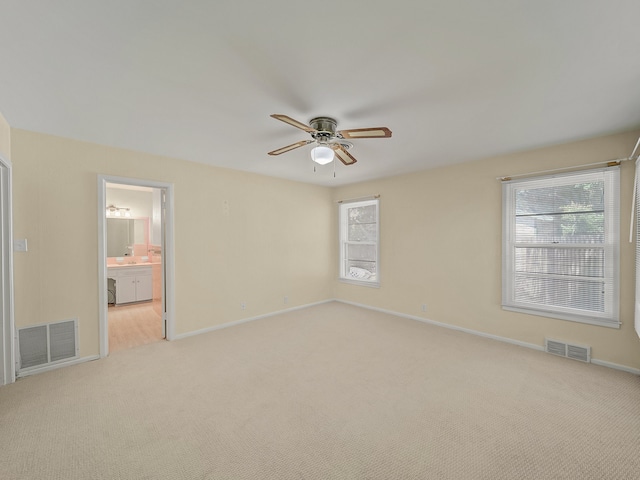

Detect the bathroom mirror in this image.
[106,218,148,257]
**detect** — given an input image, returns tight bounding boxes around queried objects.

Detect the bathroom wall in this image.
[106,186,153,218]
[106,186,154,259]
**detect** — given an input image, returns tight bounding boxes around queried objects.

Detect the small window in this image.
[502,168,620,327]
[339,199,379,286]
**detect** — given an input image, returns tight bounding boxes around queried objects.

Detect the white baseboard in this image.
[336,299,543,351]
[173,299,334,341]
[591,359,640,375]
[17,301,638,378]
[17,355,100,378]
[335,300,640,376]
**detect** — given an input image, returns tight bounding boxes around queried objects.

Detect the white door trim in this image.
[0,154,15,385]
[97,175,176,357]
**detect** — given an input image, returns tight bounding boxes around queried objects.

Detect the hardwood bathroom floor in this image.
[108,300,163,353]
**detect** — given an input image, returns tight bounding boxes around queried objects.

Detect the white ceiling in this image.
[1,1,639,186]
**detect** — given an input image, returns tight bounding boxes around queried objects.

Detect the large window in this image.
[339,198,379,286]
[502,168,620,327]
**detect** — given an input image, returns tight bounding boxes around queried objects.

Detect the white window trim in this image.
[502,167,620,328]
[0,153,15,385]
[339,198,380,288]
[636,158,640,339]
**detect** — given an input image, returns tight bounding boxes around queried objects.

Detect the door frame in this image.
[0,153,15,385]
[97,175,175,357]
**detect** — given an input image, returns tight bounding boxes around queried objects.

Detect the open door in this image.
[161,188,167,340]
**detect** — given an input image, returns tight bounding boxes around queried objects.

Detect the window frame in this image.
[502,167,620,328]
[338,198,380,287]
[636,158,640,339]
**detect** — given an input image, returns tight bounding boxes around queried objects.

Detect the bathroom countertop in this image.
[107,262,161,268]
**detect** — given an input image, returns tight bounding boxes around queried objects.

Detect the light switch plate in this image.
[13,238,28,252]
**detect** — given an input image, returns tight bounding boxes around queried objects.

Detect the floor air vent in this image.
[18,319,78,370]
[545,338,590,363]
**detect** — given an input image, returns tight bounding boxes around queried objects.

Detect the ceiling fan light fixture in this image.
[310,145,334,165]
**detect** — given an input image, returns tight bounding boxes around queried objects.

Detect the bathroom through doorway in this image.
[98,176,175,357]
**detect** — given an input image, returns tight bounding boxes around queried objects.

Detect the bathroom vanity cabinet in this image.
[107,265,153,305]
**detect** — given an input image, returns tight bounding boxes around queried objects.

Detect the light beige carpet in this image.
[1,302,639,479]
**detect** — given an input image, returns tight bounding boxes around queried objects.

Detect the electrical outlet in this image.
[284,296,288,304]
[241,302,246,310]
[421,304,427,313]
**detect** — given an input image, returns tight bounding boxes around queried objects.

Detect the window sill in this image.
[502,305,620,329]
[339,278,380,288]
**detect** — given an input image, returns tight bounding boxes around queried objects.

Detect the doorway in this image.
[98,176,174,357]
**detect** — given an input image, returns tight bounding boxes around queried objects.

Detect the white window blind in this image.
[339,199,379,286]
[502,168,620,327]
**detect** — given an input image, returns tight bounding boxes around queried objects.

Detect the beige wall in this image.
[333,130,640,370]
[9,126,640,371]
[0,111,10,160]
[11,129,334,357]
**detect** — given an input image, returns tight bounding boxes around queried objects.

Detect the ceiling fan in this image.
[268,114,392,166]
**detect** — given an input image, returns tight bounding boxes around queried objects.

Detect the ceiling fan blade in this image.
[270,114,316,133]
[338,127,392,139]
[332,145,358,165]
[268,140,313,156]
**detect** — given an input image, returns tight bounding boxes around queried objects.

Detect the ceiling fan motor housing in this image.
[310,117,337,142]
